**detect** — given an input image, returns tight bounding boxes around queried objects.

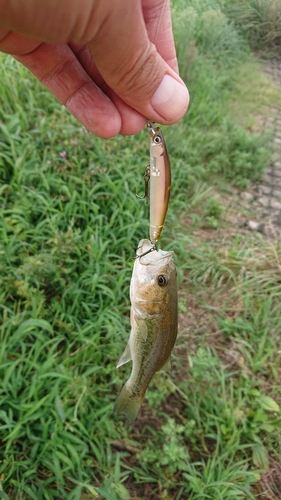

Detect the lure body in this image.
[148,123,171,244]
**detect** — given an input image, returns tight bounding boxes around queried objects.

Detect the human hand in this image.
[0,0,189,138]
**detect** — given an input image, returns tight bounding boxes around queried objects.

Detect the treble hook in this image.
[136,165,150,203]
[132,243,156,260]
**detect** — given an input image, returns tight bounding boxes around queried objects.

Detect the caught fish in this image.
[114,239,178,423]
[148,122,171,244]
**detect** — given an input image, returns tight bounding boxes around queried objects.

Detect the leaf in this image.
[270,418,281,429]
[116,484,130,500]
[55,450,74,469]
[259,395,280,412]
[0,493,11,500]
[252,444,269,470]
[15,318,53,336]
[260,423,274,432]
[84,485,99,498]
[55,396,66,422]
[22,486,38,500]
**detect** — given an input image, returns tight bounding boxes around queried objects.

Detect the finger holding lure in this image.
[137,122,171,251]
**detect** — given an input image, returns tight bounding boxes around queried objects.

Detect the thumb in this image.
[87,0,189,124]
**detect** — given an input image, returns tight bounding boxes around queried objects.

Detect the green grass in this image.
[1,1,281,498]
[223,0,281,51]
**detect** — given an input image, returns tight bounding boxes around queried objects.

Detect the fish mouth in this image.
[137,239,174,265]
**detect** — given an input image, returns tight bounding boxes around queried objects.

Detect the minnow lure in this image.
[137,122,171,247]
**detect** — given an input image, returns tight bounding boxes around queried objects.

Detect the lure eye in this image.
[154,135,162,144]
[157,275,168,287]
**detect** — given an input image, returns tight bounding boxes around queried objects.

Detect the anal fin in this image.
[162,356,172,373]
[116,340,132,368]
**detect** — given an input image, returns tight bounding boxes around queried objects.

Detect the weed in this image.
[225,0,281,51]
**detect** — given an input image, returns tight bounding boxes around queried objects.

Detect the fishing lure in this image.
[137,122,171,246]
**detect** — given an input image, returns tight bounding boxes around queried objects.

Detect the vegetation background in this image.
[1,0,281,498]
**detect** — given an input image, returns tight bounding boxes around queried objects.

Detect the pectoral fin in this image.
[116,341,132,368]
[131,309,149,342]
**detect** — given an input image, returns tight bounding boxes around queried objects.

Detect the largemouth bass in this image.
[114,239,178,423]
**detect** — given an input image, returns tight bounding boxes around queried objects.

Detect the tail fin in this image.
[114,384,143,423]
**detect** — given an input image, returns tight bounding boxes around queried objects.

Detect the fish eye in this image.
[157,275,168,287]
[154,135,161,144]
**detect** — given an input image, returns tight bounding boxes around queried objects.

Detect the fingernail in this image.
[151,75,189,121]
